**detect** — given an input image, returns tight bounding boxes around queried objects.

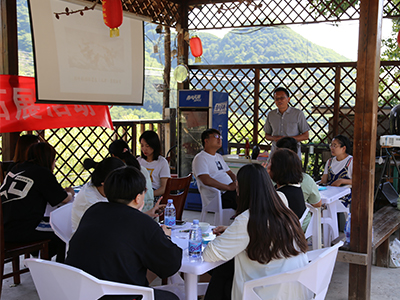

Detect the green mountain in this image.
[16,0,350,117]
[194,27,350,64]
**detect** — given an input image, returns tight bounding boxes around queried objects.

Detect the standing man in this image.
[264,87,310,158]
[192,128,237,210]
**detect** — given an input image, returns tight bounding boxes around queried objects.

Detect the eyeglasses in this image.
[213,134,223,140]
[329,143,342,149]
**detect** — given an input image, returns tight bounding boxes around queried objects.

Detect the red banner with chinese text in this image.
[0,75,113,133]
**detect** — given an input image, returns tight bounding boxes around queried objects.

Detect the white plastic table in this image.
[222,154,264,174]
[319,186,351,247]
[171,225,224,300]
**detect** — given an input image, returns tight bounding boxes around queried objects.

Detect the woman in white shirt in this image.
[138,131,170,198]
[71,157,125,233]
[320,134,353,207]
[203,164,310,300]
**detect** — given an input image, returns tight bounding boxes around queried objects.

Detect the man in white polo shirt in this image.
[192,128,237,210]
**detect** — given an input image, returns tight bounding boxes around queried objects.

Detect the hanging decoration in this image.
[54,2,97,19]
[190,36,203,63]
[102,0,123,37]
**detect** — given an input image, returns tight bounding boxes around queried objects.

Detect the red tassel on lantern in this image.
[190,36,203,63]
[103,0,123,37]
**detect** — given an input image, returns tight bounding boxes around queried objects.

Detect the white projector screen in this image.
[28,0,144,105]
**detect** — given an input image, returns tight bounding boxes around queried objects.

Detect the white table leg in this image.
[184,272,198,300]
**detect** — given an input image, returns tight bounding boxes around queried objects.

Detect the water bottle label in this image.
[165,216,176,227]
[189,241,202,254]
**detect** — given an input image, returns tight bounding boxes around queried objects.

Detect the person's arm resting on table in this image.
[62,187,75,204]
[331,178,352,187]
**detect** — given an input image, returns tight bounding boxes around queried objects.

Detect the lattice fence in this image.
[189,60,400,175]
[188,0,400,30]
[78,0,400,30]
[0,121,168,188]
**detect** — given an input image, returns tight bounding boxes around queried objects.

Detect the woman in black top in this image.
[268,148,306,219]
[1,143,74,262]
[66,166,181,300]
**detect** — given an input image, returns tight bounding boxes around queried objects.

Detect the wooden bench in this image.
[334,205,400,267]
[372,205,400,267]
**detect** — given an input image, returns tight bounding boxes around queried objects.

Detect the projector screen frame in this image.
[28,0,145,106]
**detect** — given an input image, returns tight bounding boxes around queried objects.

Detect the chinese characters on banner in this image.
[0,75,113,133]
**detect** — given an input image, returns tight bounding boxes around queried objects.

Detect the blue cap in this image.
[193,219,199,224]
[168,199,173,203]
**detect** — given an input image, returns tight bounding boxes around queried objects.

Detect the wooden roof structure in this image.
[2,1,400,299]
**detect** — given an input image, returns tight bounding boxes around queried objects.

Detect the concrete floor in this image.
[2,210,400,300]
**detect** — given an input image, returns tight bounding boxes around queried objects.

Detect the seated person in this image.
[320,134,353,207]
[276,137,321,230]
[66,166,182,300]
[203,164,310,300]
[71,157,125,234]
[1,143,74,262]
[192,128,237,211]
[137,131,170,198]
[72,157,164,234]
[267,148,306,219]
[109,139,154,211]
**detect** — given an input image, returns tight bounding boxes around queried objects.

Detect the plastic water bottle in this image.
[164,199,176,227]
[188,219,202,262]
[345,213,351,244]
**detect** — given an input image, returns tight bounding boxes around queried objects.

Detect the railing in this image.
[0,117,174,188]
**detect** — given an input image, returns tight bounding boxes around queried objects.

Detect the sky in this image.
[205,19,394,61]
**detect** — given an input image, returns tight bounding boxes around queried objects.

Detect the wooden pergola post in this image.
[349,0,383,299]
[0,0,20,160]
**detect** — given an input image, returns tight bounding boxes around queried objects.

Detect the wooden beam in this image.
[349,0,383,299]
[252,68,260,145]
[177,2,189,91]
[333,67,341,138]
[1,0,20,160]
[337,250,369,266]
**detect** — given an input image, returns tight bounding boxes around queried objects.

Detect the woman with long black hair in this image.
[203,164,309,300]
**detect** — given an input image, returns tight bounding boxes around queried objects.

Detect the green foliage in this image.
[309,0,359,18]
[195,26,350,65]
[110,106,161,120]
[381,18,400,61]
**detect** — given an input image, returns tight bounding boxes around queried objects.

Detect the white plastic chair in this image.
[321,200,349,247]
[304,203,322,250]
[299,206,310,225]
[49,203,73,254]
[196,179,235,226]
[24,258,155,300]
[242,241,343,300]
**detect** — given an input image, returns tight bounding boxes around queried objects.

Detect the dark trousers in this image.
[99,289,179,300]
[204,259,234,300]
[221,190,237,210]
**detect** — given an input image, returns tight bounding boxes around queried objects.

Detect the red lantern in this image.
[190,36,203,63]
[102,0,123,37]
[397,30,400,48]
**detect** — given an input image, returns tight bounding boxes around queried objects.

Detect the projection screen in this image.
[28,0,144,105]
